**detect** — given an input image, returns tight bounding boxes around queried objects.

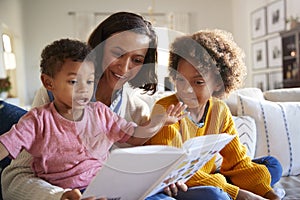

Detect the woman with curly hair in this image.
[145,29,282,200]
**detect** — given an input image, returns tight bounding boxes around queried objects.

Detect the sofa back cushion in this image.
[237,95,300,176]
[264,88,300,102]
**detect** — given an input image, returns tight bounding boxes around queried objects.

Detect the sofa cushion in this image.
[224,87,265,116]
[264,88,300,102]
[215,115,257,169]
[237,95,300,176]
[275,175,300,199]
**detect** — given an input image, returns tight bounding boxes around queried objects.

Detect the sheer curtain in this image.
[71,11,190,41]
[71,12,96,41]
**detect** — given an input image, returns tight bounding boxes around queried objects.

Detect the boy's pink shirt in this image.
[0,101,136,189]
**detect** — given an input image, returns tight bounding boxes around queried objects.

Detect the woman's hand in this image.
[61,189,107,200]
[163,181,188,197]
[236,189,267,200]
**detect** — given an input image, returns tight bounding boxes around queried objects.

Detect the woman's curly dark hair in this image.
[169,29,247,98]
[40,38,92,77]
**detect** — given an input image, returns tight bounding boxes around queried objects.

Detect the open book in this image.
[82,133,234,200]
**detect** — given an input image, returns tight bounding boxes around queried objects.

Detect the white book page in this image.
[82,145,184,200]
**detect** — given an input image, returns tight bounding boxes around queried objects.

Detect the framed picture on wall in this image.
[268,71,283,89]
[252,41,267,69]
[251,7,267,39]
[267,0,286,34]
[267,36,282,67]
[253,73,268,91]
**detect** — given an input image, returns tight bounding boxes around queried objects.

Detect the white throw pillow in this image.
[237,95,300,176]
[215,115,257,169]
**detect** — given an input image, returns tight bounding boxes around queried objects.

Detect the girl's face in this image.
[175,59,220,109]
[101,31,150,90]
[48,59,95,112]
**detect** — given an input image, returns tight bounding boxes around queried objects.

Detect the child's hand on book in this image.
[164,181,188,197]
[164,102,188,126]
[61,189,107,200]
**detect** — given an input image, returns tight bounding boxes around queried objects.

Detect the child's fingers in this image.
[172,102,187,116]
[166,102,188,119]
[178,112,189,120]
[166,104,175,115]
[176,181,188,192]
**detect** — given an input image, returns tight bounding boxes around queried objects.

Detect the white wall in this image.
[1,0,300,105]
[16,0,234,105]
[0,0,26,104]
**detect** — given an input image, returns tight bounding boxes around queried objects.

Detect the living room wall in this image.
[1,0,300,106]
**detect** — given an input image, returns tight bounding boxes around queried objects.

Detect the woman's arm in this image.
[2,150,65,200]
[31,86,50,107]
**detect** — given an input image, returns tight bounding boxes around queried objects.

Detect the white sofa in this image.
[224,87,300,200]
[142,87,300,199]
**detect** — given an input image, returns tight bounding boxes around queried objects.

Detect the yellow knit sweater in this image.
[145,94,272,199]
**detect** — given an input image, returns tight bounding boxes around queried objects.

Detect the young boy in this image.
[0,38,185,194]
[145,29,282,200]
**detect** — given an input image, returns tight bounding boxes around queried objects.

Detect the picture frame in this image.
[267,36,282,67]
[267,0,286,34]
[252,41,267,69]
[251,7,267,39]
[268,71,283,89]
[253,73,268,91]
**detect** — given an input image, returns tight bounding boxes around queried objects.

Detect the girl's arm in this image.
[127,102,187,145]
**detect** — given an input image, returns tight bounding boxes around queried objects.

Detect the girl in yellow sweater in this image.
[145,29,282,200]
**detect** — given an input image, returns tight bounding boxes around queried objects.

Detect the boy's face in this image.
[49,59,95,111]
[175,59,220,108]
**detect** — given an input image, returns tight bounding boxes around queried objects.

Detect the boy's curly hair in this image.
[169,29,247,98]
[40,38,92,77]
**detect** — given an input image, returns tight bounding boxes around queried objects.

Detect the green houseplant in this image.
[0,77,11,98]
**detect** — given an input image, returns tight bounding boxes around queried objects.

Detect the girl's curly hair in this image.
[169,29,247,98]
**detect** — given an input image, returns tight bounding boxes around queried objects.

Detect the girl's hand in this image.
[164,102,188,126]
[164,181,188,197]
